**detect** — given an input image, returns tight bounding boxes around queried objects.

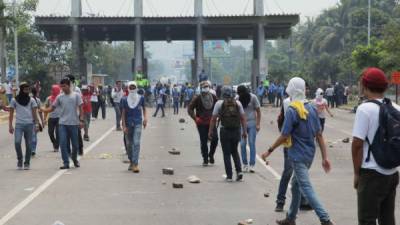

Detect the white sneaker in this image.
[243,165,249,173]
[249,165,255,173]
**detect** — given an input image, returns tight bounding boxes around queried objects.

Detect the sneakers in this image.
[321,220,334,225]
[209,156,215,165]
[73,160,80,168]
[132,165,140,173]
[17,162,23,170]
[59,165,70,170]
[225,178,233,182]
[23,164,30,170]
[53,148,59,152]
[128,164,133,171]
[275,203,284,212]
[202,160,208,167]
[249,165,255,173]
[243,165,249,173]
[83,135,90,142]
[31,152,36,157]
[276,218,296,225]
[236,172,244,182]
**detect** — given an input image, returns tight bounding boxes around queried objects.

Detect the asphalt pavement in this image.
[0,106,398,225]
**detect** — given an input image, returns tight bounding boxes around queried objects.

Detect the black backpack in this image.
[220,98,241,129]
[366,98,400,169]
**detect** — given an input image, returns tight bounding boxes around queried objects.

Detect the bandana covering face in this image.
[16,83,30,106]
[315,88,324,101]
[286,77,306,102]
[50,85,61,104]
[127,81,140,109]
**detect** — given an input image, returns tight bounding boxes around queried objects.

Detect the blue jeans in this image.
[153,104,165,117]
[287,160,330,222]
[59,125,79,166]
[173,101,179,114]
[240,124,257,166]
[126,124,142,165]
[6,94,12,104]
[113,103,121,129]
[31,127,38,153]
[14,123,33,165]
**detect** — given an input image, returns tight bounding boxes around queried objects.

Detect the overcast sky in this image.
[34,0,339,19]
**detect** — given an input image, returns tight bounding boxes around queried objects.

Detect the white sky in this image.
[33,0,339,19]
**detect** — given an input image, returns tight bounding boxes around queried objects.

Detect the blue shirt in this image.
[121,96,145,127]
[268,84,277,93]
[257,86,265,96]
[281,103,321,164]
[185,88,194,101]
[172,89,180,102]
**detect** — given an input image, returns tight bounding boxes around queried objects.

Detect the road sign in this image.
[204,41,230,58]
[223,75,231,85]
[392,71,400,84]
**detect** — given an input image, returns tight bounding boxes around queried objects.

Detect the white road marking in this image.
[0,126,116,225]
[245,146,281,180]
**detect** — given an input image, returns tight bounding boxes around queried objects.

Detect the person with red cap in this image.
[352,67,400,225]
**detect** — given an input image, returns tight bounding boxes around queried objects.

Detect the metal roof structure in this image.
[35,14,299,42]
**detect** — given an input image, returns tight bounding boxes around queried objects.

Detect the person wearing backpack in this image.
[188,81,219,166]
[209,86,247,182]
[261,77,334,225]
[352,67,400,225]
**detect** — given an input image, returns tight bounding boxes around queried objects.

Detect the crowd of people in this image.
[0,66,399,225]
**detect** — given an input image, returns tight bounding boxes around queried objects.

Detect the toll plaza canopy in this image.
[35,15,299,41]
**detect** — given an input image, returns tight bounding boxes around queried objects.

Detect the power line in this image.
[269,0,284,13]
[148,0,160,16]
[84,0,94,14]
[210,0,221,15]
[116,0,128,16]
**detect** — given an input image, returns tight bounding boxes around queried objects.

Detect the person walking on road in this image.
[44,84,61,152]
[188,81,219,166]
[172,84,180,115]
[153,86,166,118]
[352,67,400,225]
[209,86,247,182]
[236,85,261,173]
[325,86,335,108]
[121,81,148,173]
[43,77,84,170]
[112,81,124,131]
[81,85,92,141]
[261,77,334,225]
[257,81,266,107]
[30,87,45,157]
[312,88,333,132]
[97,85,107,120]
[9,82,40,170]
[90,86,99,120]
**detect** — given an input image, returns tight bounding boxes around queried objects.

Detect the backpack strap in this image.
[364,99,384,162]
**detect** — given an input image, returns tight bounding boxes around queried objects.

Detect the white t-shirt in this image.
[6,83,12,95]
[312,98,328,119]
[352,99,400,175]
[283,97,291,114]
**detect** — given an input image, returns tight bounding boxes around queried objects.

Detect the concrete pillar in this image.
[71,0,82,17]
[134,24,143,73]
[134,0,143,17]
[253,0,264,16]
[194,24,203,86]
[194,0,203,17]
[252,24,267,92]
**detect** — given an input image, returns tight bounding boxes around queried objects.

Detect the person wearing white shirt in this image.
[112,81,124,130]
[352,67,399,225]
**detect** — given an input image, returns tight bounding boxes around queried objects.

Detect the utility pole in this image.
[13,0,18,85]
[368,0,371,46]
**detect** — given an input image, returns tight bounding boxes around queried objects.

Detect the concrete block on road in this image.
[172,182,183,188]
[162,168,174,175]
[187,175,201,183]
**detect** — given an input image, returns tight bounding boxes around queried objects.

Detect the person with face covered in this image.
[44,85,61,152]
[236,85,261,173]
[30,87,45,157]
[9,82,40,170]
[261,77,334,225]
[312,88,333,132]
[188,81,219,166]
[121,81,148,173]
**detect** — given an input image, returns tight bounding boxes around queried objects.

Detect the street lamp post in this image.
[13,0,18,85]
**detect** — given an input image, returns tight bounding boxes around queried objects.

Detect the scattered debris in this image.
[180,128,185,130]
[245,219,254,224]
[187,175,201,183]
[99,153,112,159]
[162,168,174,175]
[270,121,274,125]
[342,138,350,143]
[238,219,254,225]
[179,118,186,123]
[172,182,184,189]
[264,193,270,198]
[329,145,334,148]
[53,221,65,225]
[161,181,167,185]
[265,161,269,165]
[168,148,181,155]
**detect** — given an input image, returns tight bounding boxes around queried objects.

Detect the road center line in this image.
[246,145,281,180]
[0,126,116,225]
